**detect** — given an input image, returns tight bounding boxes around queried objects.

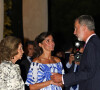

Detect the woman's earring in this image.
[11,57,14,59]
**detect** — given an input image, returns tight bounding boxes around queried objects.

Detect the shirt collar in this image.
[27,56,31,59]
[85,33,96,44]
[27,56,32,63]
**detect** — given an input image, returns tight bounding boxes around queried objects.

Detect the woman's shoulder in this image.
[1,60,13,67]
[0,61,20,74]
[32,56,61,64]
[32,57,41,63]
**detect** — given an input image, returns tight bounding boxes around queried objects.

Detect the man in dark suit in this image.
[19,41,35,90]
[51,15,100,90]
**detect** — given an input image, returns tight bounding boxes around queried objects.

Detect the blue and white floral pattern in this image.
[25,62,64,90]
[0,60,24,90]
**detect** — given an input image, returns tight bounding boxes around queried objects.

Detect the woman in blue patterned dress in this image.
[25,32,64,90]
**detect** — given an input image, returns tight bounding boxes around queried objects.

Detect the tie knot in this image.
[30,57,33,61]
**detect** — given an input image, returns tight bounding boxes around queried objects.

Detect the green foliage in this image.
[4,0,13,37]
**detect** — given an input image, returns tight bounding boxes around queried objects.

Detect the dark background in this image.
[48,0,100,51]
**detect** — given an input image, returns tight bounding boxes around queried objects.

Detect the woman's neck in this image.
[40,52,52,60]
[11,58,18,64]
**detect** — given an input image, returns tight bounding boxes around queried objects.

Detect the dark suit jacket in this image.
[66,62,75,73]
[63,35,100,90]
[19,55,31,90]
[20,56,31,82]
[64,62,78,90]
[64,53,71,74]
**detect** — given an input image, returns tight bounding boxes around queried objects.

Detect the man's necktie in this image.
[76,65,79,72]
[30,57,33,61]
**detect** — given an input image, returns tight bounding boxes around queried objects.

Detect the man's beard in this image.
[78,37,83,41]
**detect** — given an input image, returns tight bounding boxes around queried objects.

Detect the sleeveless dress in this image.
[25,62,64,90]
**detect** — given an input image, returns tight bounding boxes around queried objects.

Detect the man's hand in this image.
[69,54,74,64]
[51,73,62,83]
[51,80,63,87]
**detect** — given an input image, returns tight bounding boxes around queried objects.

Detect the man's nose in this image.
[73,29,76,35]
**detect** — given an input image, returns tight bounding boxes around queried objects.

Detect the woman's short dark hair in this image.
[0,36,21,63]
[34,32,53,58]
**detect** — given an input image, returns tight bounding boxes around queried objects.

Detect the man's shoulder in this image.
[20,58,30,66]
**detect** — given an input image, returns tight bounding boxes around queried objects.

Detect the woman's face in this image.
[14,43,24,60]
[39,35,55,52]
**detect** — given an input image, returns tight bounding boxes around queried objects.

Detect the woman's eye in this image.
[20,46,23,50]
[46,40,49,42]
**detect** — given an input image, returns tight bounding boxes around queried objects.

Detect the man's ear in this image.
[82,24,87,32]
